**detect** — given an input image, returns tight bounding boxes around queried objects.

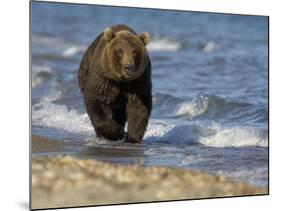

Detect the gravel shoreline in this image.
[31,136,267,209]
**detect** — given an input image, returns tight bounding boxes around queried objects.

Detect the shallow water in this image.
[31,2,268,187]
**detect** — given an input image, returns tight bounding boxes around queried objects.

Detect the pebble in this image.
[31,155,267,209]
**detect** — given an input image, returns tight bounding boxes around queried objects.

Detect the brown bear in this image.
[78,24,152,143]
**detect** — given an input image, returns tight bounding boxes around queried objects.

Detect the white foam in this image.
[61,38,182,56]
[62,38,182,57]
[32,102,94,135]
[144,120,175,139]
[32,65,53,88]
[40,81,64,102]
[32,64,52,73]
[62,45,87,57]
[32,102,174,139]
[203,41,221,53]
[32,100,267,148]
[198,124,268,147]
[33,34,87,58]
[32,35,65,46]
[181,155,209,165]
[147,38,182,52]
[145,120,267,148]
[175,95,209,118]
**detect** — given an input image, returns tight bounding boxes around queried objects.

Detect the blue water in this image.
[31,2,268,187]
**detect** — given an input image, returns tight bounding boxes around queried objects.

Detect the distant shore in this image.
[31,135,268,209]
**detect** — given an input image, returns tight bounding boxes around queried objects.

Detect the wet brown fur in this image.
[78,24,152,143]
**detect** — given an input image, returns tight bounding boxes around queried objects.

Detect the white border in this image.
[1,0,279,211]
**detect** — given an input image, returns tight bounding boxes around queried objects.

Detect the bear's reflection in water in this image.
[80,141,146,165]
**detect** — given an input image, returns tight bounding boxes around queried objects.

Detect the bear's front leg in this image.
[95,119,125,140]
[86,100,125,141]
[125,94,152,143]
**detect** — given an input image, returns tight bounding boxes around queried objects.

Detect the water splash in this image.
[147,38,182,52]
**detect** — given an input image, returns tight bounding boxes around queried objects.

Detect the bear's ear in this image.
[139,32,150,46]
[104,27,115,42]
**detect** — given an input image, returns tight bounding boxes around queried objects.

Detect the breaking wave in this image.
[32,101,268,148]
[153,93,267,125]
[32,65,53,88]
[202,41,221,53]
[33,34,183,59]
[175,95,209,118]
[32,102,94,135]
[197,123,268,147]
[62,45,87,57]
[145,121,268,148]
[147,37,182,52]
[32,35,65,46]
[61,36,183,57]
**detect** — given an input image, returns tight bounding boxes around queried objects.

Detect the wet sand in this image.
[31,135,267,209]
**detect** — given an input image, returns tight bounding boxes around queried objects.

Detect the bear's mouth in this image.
[124,69,136,76]
[122,69,140,80]
[122,65,137,77]
[123,71,135,78]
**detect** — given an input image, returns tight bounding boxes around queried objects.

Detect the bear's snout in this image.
[123,64,135,73]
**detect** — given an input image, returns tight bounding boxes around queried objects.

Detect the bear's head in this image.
[101,27,150,81]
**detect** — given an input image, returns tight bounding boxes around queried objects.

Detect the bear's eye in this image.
[132,50,137,56]
[116,48,123,55]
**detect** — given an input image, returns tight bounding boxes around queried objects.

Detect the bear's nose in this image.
[123,64,135,72]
